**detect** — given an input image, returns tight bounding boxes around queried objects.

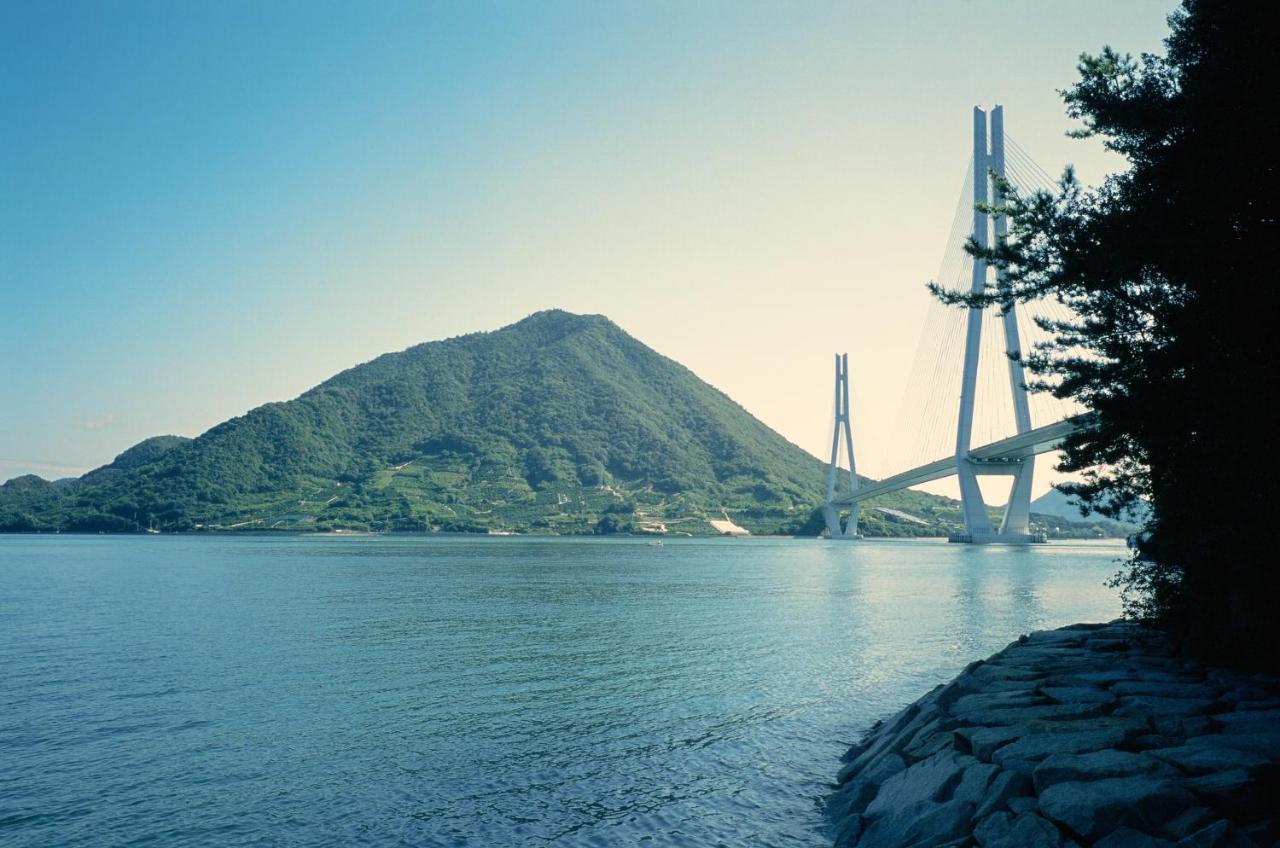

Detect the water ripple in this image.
[0,535,1124,846]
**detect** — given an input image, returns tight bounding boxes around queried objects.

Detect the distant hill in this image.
[1031,485,1148,532]
[1031,487,1089,520]
[2,310,980,536]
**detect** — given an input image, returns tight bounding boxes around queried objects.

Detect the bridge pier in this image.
[820,106,1064,545]
[824,353,862,540]
[950,105,1038,544]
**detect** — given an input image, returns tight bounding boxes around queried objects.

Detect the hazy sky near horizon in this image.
[2,1,1175,498]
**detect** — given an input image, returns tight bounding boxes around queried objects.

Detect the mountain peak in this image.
[500,309,613,345]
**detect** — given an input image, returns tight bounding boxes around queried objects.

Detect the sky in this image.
[1,0,1176,500]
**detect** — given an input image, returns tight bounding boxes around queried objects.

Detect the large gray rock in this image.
[1032,749,1177,792]
[992,727,1128,772]
[960,701,1109,727]
[1182,768,1274,820]
[1040,686,1118,705]
[973,811,1065,847]
[843,703,923,776]
[1147,744,1275,776]
[1065,669,1136,686]
[1210,707,1280,733]
[903,719,961,762]
[1219,685,1278,706]
[1095,827,1174,847]
[856,799,975,848]
[967,663,1046,685]
[1114,695,1216,718]
[951,690,1046,714]
[952,760,999,804]
[828,752,905,819]
[1184,731,1280,758]
[1174,819,1258,848]
[1153,714,1216,739]
[863,750,970,816]
[973,769,1032,819]
[833,812,864,848]
[1037,776,1195,841]
[1111,681,1218,700]
[956,725,1026,761]
[1158,807,1219,841]
[1023,629,1090,646]
[962,676,1048,695]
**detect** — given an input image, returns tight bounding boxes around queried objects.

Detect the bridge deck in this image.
[830,416,1087,507]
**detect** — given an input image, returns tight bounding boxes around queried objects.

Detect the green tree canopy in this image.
[937,1,1280,667]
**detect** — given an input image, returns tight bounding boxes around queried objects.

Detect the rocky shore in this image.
[829,621,1280,847]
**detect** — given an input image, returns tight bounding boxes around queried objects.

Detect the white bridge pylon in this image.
[822,353,862,539]
[823,105,1085,544]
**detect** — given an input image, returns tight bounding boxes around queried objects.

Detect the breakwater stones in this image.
[828,622,1280,847]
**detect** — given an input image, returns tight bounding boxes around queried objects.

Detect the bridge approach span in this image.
[829,416,1090,508]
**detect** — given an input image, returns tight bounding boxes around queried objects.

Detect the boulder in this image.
[1210,708,1280,734]
[1095,827,1174,847]
[1040,686,1118,705]
[856,799,975,848]
[1114,696,1216,718]
[1153,714,1216,738]
[1006,796,1038,814]
[829,757,905,821]
[1032,749,1177,792]
[974,811,1065,847]
[1159,806,1219,841]
[951,691,1046,714]
[1023,629,1089,646]
[903,723,961,762]
[967,663,1047,685]
[1184,732,1280,758]
[1174,819,1258,848]
[973,769,1032,819]
[833,812,864,848]
[863,751,971,816]
[1037,777,1195,842]
[1111,681,1218,700]
[1219,685,1277,706]
[992,727,1128,772]
[956,725,1026,761]
[1183,768,1278,820]
[1065,669,1136,686]
[1146,744,1274,776]
[951,760,999,804]
[961,702,1108,727]
[843,703,922,775]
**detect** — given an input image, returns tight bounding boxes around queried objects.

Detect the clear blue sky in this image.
[2,1,1175,492]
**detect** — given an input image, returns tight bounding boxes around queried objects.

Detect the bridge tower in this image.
[823,353,861,539]
[952,105,1039,543]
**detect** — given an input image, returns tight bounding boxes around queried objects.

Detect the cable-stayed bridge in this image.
[823,106,1089,544]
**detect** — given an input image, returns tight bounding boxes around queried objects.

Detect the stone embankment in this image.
[829,621,1280,847]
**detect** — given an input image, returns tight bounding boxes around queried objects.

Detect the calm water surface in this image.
[0,535,1124,847]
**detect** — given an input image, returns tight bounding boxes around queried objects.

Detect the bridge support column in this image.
[990,107,1036,538]
[823,353,861,540]
[951,105,1041,545]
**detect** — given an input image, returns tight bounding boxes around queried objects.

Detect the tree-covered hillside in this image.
[0,310,1116,537]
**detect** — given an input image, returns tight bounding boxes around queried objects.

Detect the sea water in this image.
[0,535,1124,846]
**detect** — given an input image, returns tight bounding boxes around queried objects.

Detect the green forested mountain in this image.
[0,311,1111,537]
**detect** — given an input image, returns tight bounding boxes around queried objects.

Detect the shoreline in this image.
[829,621,1280,847]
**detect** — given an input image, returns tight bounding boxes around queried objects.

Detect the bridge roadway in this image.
[828,415,1089,507]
